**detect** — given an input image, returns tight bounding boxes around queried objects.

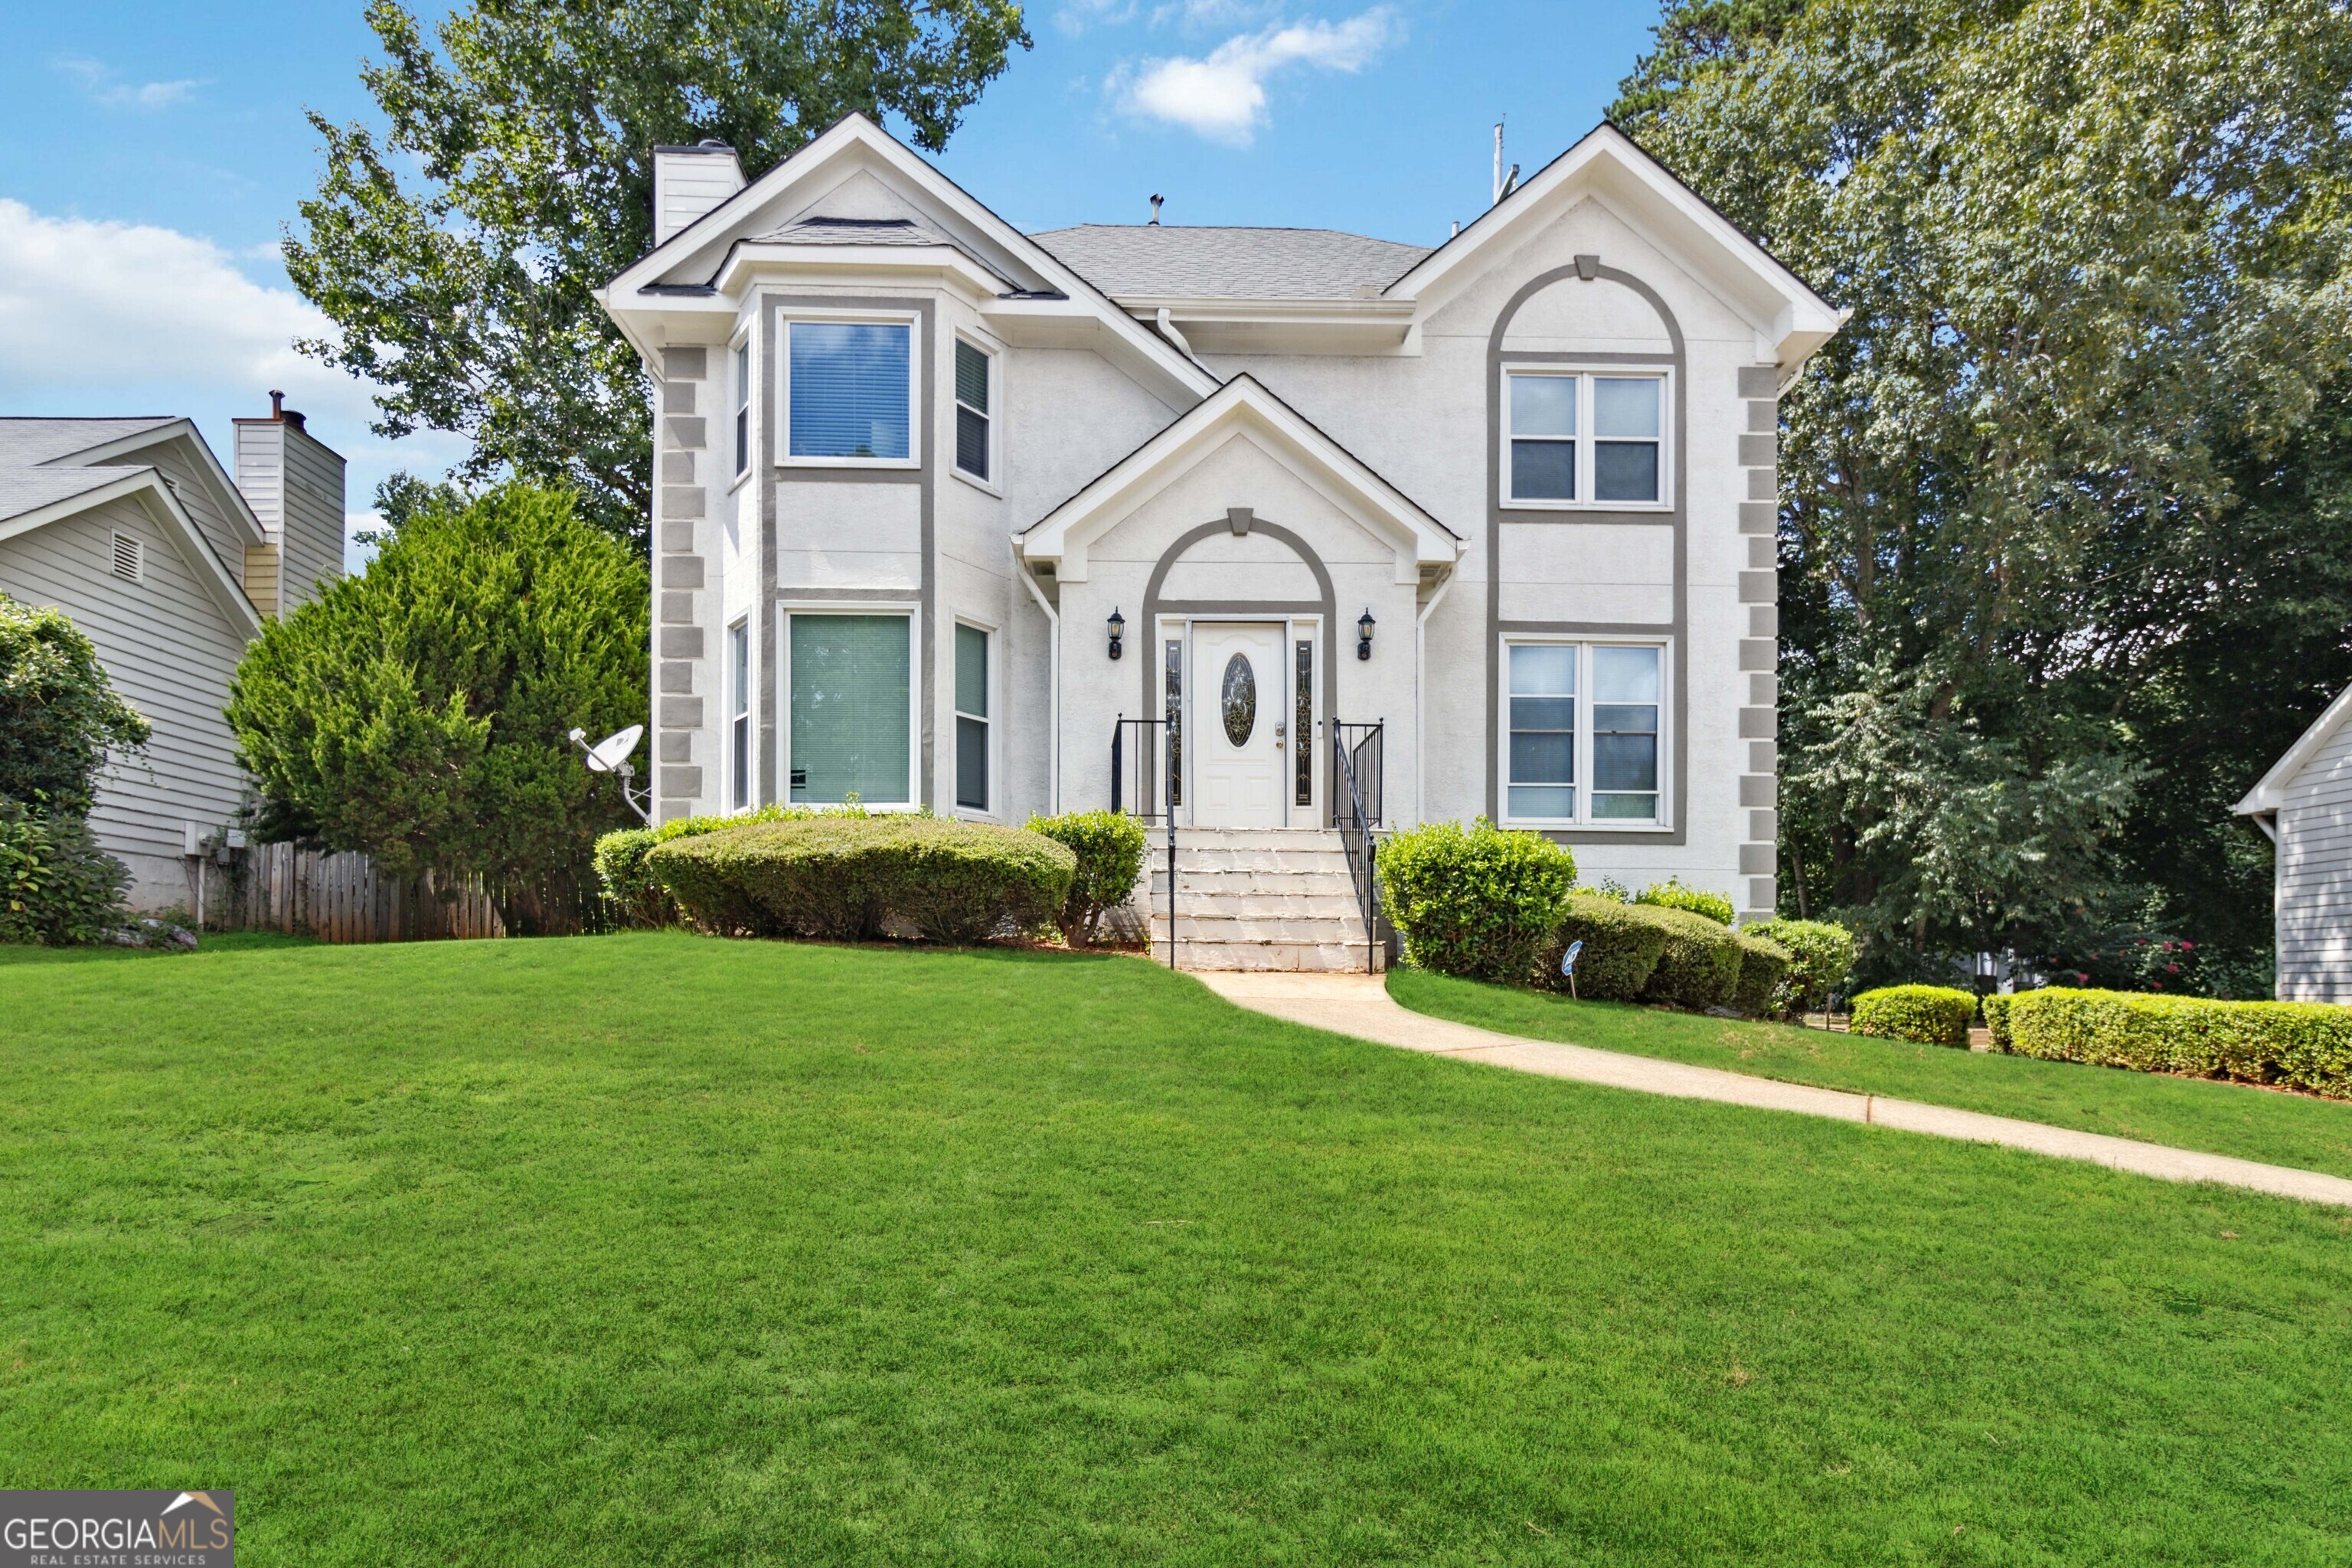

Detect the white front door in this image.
[1191,622,1286,827]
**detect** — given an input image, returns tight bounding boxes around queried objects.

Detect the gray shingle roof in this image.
[750,214,955,247]
[0,465,143,525]
[0,416,179,469]
[1027,224,1432,300]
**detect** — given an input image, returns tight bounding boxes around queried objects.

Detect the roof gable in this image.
[1017,374,1460,586]
[2237,681,2352,816]
[0,466,260,637]
[1386,122,1844,367]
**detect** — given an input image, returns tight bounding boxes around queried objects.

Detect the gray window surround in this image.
[756,293,938,810]
[1140,517,1338,825]
[1485,257,1690,844]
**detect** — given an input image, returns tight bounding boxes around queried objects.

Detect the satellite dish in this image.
[584,724,643,774]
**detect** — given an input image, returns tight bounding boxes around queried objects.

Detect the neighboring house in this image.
[0,398,345,909]
[595,115,1843,966]
[2236,684,2352,1001]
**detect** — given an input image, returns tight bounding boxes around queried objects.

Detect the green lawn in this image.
[4,933,2351,1565]
[1389,968,2352,1181]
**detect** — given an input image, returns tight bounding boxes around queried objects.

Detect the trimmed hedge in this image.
[1981,993,2015,1053]
[1851,985,1975,1047]
[1634,877,1734,926]
[2004,988,2352,1099]
[593,803,830,926]
[1027,809,1147,946]
[1538,894,1671,999]
[647,816,1074,945]
[1730,929,1793,1019]
[1741,917,1856,1018]
[1638,905,1746,1011]
[1379,818,1575,981]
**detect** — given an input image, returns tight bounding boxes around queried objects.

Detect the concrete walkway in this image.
[1196,971,2352,1209]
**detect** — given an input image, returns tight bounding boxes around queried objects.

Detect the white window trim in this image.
[951,614,998,820]
[949,332,1001,496]
[1498,635,1673,831]
[1500,368,1673,513]
[730,328,753,483]
[776,306,922,471]
[777,602,923,810]
[727,617,752,813]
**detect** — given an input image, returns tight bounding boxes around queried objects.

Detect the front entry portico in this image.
[1190,621,1289,827]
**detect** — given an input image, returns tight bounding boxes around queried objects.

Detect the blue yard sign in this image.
[1560,939,1583,998]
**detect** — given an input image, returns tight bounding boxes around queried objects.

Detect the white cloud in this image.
[1112,8,1397,145]
[51,55,204,110]
[0,199,462,541]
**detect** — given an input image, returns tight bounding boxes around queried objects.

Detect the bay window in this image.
[786,612,913,805]
[786,318,913,462]
[1504,371,1667,507]
[1504,640,1664,825]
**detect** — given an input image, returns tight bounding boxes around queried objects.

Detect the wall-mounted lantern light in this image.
[1108,606,1126,661]
[1357,607,1376,661]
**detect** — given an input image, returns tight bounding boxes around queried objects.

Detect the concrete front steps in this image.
[1145,828,1383,972]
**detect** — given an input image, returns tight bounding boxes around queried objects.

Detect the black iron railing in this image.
[1331,720,1384,972]
[1112,716,1180,969]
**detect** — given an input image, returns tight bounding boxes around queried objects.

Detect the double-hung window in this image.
[954,338,992,482]
[1505,372,1666,507]
[786,612,913,805]
[733,339,752,476]
[729,621,751,809]
[786,318,913,462]
[955,622,990,813]
[1504,641,1664,825]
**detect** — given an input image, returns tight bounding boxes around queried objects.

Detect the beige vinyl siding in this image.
[2275,717,2352,1001]
[0,494,250,910]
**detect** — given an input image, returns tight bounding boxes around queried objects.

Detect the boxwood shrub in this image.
[1741,917,1856,1018]
[1027,808,1147,946]
[1851,985,1976,1047]
[1537,893,1671,999]
[647,816,1074,945]
[1633,877,1734,926]
[2004,988,2352,1099]
[1378,818,1574,981]
[1637,905,1746,1011]
[1981,992,2015,1052]
[593,803,829,927]
[1729,929,1793,1019]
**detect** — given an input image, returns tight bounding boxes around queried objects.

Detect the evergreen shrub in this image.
[2004,988,2352,1099]
[1027,809,1148,946]
[1851,985,1976,1047]
[1377,818,1575,980]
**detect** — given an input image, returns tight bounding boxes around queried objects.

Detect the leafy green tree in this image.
[287,0,1031,545]
[0,596,146,944]
[1615,0,2352,988]
[227,483,649,932]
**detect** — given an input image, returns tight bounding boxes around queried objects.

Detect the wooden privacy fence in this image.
[217,842,608,942]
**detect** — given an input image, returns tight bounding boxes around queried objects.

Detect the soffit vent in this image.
[110,531,143,583]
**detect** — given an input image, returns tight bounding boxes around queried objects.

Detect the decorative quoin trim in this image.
[655,346,712,821]
[1736,363,1779,919]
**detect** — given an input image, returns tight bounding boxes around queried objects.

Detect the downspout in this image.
[1414,567,1458,826]
[1020,557,1061,815]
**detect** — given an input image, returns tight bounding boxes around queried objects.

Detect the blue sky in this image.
[0,0,1662,557]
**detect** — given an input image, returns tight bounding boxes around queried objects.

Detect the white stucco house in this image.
[0,400,344,910]
[2236,684,2352,1000]
[595,114,1843,968]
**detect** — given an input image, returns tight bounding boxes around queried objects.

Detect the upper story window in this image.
[954,338,992,482]
[786,318,913,463]
[1505,371,1666,508]
[733,338,751,476]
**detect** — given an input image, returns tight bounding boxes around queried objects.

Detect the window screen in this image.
[789,614,910,804]
[1590,645,1661,818]
[955,622,988,812]
[1592,377,1661,503]
[789,322,910,460]
[1507,643,1576,820]
[954,339,990,481]
[1508,374,1576,501]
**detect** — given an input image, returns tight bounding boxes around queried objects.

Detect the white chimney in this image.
[234,391,347,616]
[652,141,746,247]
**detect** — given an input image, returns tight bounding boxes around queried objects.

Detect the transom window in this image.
[1505,372,1665,507]
[954,338,992,482]
[786,319,913,462]
[1504,641,1664,825]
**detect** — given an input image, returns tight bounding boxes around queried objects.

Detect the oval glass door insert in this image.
[1220,653,1257,746]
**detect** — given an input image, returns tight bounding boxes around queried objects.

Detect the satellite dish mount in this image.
[568,724,652,825]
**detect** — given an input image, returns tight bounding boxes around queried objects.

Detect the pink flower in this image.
[2166,964,2180,974]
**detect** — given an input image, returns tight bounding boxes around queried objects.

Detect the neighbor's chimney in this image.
[651,139,746,247]
[234,392,346,617]
[1149,194,1164,225]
